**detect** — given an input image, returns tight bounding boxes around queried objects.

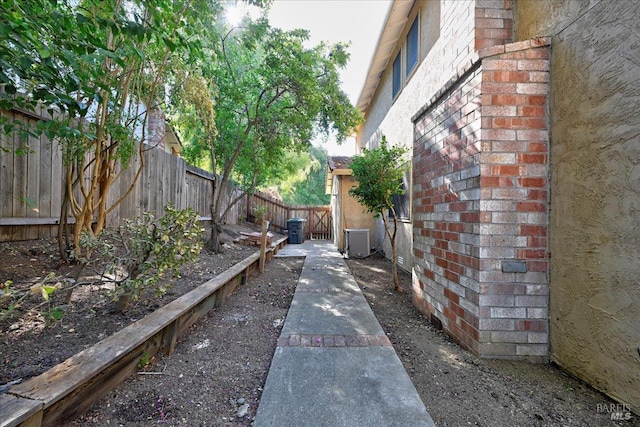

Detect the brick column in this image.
[412,38,551,360]
[477,38,550,358]
[475,0,513,50]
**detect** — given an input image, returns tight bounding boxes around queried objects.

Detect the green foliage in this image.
[0,276,64,322]
[168,12,361,250]
[1,0,195,136]
[86,205,204,308]
[0,280,13,295]
[0,280,17,321]
[45,307,65,322]
[252,205,267,224]
[349,136,409,292]
[349,136,409,218]
[0,0,220,256]
[138,351,151,369]
[30,274,62,302]
[276,145,330,205]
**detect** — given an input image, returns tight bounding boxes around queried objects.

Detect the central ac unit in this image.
[344,228,370,258]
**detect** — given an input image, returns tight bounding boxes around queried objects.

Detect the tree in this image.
[349,136,409,292]
[172,16,362,252]
[275,145,330,206]
[0,0,212,258]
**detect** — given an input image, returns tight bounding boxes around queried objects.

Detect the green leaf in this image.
[47,307,65,321]
[38,48,51,59]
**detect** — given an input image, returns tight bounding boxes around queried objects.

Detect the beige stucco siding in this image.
[514,0,601,41]
[332,174,374,251]
[516,0,640,412]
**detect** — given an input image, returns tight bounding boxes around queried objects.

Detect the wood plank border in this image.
[1,237,288,427]
[0,217,77,226]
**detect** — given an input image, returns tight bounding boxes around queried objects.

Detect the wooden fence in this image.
[0,108,331,242]
[247,192,332,240]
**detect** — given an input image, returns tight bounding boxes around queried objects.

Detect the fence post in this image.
[259,219,269,273]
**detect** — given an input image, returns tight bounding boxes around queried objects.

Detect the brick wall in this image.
[412,38,551,359]
[475,0,514,50]
[412,65,484,353]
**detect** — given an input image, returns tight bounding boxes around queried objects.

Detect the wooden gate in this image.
[248,193,332,241]
[308,207,332,240]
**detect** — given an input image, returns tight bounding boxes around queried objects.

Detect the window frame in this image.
[392,51,402,99]
[405,16,419,78]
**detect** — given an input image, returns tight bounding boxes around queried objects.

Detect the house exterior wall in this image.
[413,38,551,358]
[515,0,640,412]
[331,174,374,252]
[359,0,639,410]
[358,0,476,269]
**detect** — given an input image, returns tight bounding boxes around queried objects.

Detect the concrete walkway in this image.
[254,241,435,427]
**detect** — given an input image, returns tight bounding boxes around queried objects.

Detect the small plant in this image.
[84,205,204,311]
[252,205,267,225]
[0,280,18,321]
[45,307,65,321]
[0,279,13,296]
[30,272,63,301]
[138,351,151,369]
[1,277,64,322]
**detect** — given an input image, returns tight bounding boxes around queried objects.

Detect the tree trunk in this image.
[208,219,223,253]
[390,238,401,292]
[58,185,70,262]
[381,211,402,292]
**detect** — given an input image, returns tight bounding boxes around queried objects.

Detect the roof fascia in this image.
[356,0,416,113]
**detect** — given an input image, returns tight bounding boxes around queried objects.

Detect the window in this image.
[390,166,411,221]
[392,52,401,98]
[406,17,419,76]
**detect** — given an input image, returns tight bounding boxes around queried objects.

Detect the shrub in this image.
[85,205,204,310]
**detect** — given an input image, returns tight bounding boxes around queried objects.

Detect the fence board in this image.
[248,193,332,240]
[0,109,332,242]
[50,140,63,237]
[12,133,26,219]
[38,131,52,238]
[0,111,15,230]
[25,123,39,239]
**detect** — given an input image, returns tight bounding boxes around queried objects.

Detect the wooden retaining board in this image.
[0,394,43,427]
[4,237,287,427]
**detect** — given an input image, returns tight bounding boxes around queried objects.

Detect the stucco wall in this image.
[332,175,374,251]
[358,0,473,269]
[359,0,470,150]
[517,0,640,412]
[514,0,600,42]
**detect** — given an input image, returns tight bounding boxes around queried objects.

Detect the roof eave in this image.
[356,0,415,114]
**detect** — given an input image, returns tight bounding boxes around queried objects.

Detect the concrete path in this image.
[255,241,435,427]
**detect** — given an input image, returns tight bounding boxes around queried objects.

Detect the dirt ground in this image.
[347,255,638,427]
[0,233,637,426]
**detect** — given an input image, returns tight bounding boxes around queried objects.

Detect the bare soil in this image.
[0,234,637,426]
[347,254,637,427]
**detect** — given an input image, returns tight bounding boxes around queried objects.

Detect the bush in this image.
[83,205,204,310]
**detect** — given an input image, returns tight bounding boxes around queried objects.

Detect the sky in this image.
[266,0,392,156]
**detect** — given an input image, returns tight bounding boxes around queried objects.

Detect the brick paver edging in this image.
[277,334,392,348]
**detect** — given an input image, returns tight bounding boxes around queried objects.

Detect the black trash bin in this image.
[286,218,306,244]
